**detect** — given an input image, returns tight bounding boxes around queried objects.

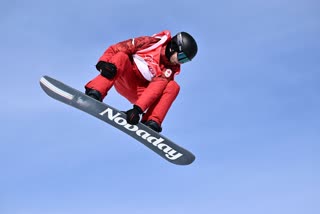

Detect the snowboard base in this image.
[40,75,195,165]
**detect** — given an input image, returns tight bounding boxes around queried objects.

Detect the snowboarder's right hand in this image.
[126,105,143,125]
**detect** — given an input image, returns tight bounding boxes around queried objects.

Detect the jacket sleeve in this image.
[134,77,169,111]
[134,63,180,111]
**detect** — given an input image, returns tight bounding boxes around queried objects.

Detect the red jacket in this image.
[98,31,181,111]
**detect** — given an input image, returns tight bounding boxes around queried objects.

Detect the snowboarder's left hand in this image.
[126,105,143,125]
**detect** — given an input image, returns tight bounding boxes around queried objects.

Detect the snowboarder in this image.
[85,30,198,132]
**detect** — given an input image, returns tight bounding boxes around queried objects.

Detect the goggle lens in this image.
[177,52,190,64]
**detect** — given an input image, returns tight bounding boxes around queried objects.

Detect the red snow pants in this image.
[85,52,180,125]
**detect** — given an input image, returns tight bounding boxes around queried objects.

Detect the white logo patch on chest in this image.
[164,69,172,78]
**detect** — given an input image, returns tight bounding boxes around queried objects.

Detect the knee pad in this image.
[96,61,117,80]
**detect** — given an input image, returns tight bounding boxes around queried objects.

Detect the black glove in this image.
[96,61,117,79]
[126,105,143,125]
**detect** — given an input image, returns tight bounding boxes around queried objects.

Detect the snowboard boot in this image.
[143,120,162,133]
[85,88,102,101]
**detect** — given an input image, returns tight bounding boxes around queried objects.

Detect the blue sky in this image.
[0,0,319,213]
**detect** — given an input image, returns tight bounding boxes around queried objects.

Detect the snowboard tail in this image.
[40,75,195,165]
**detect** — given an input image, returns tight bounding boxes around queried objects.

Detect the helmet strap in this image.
[165,41,178,60]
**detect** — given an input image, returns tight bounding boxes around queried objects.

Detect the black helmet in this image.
[166,32,198,63]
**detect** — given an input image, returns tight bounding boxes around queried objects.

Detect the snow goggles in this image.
[176,33,191,64]
[177,52,190,64]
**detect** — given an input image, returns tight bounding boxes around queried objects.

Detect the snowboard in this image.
[39,75,195,165]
